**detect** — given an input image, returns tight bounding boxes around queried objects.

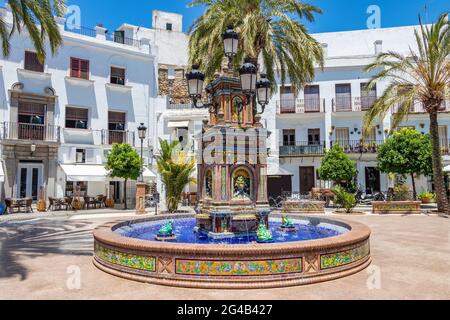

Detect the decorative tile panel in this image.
[95,242,156,272]
[320,241,370,270]
[175,257,303,276]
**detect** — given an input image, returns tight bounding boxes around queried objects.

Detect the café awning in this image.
[0,162,4,182]
[61,164,110,182]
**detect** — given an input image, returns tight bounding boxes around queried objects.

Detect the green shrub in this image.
[418,192,436,202]
[393,184,413,201]
[332,186,357,214]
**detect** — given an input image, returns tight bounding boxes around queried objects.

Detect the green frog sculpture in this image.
[279,214,299,232]
[155,220,177,241]
[256,223,274,243]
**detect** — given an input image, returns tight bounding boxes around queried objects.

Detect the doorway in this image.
[299,167,315,195]
[17,162,44,200]
[365,167,381,193]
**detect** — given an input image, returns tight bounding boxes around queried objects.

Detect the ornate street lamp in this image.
[256,73,271,113]
[239,57,257,94]
[187,29,271,116]
[186,64,206,109]
[137,123,147,182]
[222,25,239,67]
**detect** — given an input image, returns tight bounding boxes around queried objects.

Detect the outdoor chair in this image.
[84,197,97,210]
[95,195,105,208]
[25,198,33,213]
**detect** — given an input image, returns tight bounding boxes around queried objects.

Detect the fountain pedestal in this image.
[196,76,271,239]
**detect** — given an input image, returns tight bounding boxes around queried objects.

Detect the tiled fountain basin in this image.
[93,214,371,289]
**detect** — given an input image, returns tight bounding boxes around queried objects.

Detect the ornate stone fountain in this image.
[195,75,271,239]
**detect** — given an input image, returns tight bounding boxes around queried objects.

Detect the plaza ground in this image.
[0,210,449,300]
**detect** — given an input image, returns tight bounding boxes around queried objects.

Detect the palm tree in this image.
[0,0,66,62]
[363,12,450,214]
[188,0,324,91]
[156,139,196,213]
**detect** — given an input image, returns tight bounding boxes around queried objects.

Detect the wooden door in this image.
[299,167,315,195]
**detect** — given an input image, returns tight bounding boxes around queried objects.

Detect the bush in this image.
[418,192,436,203]
[393,184,413,201]
[332,186,357,214]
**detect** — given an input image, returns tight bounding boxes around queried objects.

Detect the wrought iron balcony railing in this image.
[103,130,135,146]
[331,140,384,154]
[279,141,326,157]
[277,98,324,114]
[64,24,142,48]
[391,100,450,114]
[2,122,59,142]
[332,97,377,112]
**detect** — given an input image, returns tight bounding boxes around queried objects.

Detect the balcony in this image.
[331,140,384,154]
[279,142,326,157]
[391,100,450,114]
[2,122,59,142]
[332,97,377,112]
[103,130,135,146]
[64,24,142,48]
[277,99,324,114]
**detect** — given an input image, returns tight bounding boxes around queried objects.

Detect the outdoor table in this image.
[6,198,33,214]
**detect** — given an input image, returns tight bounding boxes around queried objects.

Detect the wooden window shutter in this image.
[70,58,79,78]
[80,59,89,80]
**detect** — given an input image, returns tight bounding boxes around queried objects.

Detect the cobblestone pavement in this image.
[0,213,449,300]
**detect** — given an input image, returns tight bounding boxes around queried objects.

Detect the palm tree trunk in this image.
[411,173,417,201]
[429,111,448,214]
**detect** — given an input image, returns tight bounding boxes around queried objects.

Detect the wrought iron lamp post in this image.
[137,123,147,183]
[186,26,270,114]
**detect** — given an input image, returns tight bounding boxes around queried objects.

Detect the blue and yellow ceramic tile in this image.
[320,242,370,270]
[95,243,156,272]
[175,258,303,276]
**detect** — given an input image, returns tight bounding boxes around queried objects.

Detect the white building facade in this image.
[0,5,157,204]
[145,12,450,201]
[1,7,448,205]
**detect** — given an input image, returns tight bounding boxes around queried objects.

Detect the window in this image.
[111,67,126,85]
[70,57,90,80]
[335,84,352,111]
[24,51,44,72]
[280,86,296,112]
[308,129,321,145]
[166,23,173,31]
[361,83,377,110]
[18,102,46,140]
[283,129,296,146]
[66,107,89,129]
[76,149,86,163]
[108,111,126,144]
[336,128,350,145]
[304,85,320,112]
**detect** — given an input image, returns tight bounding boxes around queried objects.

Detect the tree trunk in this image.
[123,179,128,210]
[429,111,449,214]
[411,173,417,201]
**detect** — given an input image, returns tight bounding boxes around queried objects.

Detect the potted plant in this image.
[418,192,436,204]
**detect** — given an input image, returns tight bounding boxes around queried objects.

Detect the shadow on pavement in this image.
[0,219,94,281]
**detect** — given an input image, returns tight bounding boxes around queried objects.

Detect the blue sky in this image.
[1,0,448,33]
